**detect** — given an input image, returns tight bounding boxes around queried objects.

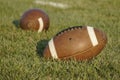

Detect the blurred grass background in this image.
[0,0,119,80]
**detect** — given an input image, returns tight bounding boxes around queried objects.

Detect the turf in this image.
[0,0,120,80]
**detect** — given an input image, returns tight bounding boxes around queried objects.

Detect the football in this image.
[20,8,49,32]
[43,26,107,60]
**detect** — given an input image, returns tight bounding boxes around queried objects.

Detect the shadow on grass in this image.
[12,19,20,28]
[36,39,49,57]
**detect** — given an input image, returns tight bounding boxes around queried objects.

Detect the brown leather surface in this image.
[20,8,49,31]
[43,26,107,60]
[43,46,52,58]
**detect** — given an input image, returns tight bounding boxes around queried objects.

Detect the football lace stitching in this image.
[56,26,83,36]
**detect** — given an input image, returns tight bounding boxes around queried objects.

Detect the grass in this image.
[0,0,120,80]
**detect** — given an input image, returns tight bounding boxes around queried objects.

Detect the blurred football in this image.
[43,26,107,60]
[20,8,49,32]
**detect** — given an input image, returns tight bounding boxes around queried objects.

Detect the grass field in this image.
[0,0,120,80]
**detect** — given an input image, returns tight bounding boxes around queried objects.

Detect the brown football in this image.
[43,26,107,60]
[20,8,49,32]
